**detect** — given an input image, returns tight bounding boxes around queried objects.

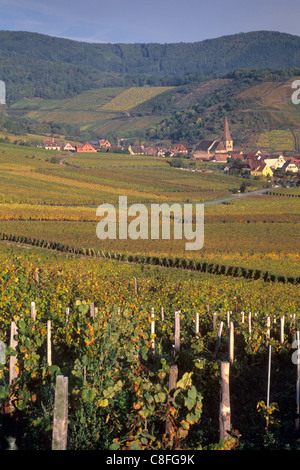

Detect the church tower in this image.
[222,117,233,152]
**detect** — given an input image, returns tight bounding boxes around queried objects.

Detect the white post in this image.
[195,312,199,337]
[47,320,52,366]
[248,312,252,336]
[229,321,234,364]
[174,310,180,353]
[31,301,36,321]
[266,316,271,339]
[280,316,285,344]
[267,344,272,408]
[66,307,70,323]
[151,308,155,357]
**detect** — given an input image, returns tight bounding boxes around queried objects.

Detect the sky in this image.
[0,0,299,44]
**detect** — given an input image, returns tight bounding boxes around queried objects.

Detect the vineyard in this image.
[0,142,299,451]
[256,130,295,152]
[0,244,299,450]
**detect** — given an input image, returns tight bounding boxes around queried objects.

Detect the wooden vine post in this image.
[52,375,68,450]
[248,312,252,336]
[89,302,95,320]
[219,361,231,441]
[174,310,180,353]
[165,364,178,448]
[215,321,223,356]
[9,321,18,385]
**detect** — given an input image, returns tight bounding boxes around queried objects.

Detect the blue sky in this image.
[0,0,299,44]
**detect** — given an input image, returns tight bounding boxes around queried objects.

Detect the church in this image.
[192,117,233,162]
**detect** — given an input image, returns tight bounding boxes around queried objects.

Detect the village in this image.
[40,117,300,180]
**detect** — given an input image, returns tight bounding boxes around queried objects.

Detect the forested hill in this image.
[1,30,300,77]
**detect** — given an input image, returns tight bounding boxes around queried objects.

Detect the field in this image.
[0,142,299,450]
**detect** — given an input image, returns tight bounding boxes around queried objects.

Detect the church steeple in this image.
[222,117,233,152]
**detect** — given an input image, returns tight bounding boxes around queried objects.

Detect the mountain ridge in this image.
[1,30,300,77]
[1,30,300,147]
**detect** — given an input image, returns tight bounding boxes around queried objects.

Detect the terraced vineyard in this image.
[8,86,175,138]
[256,130,296,151]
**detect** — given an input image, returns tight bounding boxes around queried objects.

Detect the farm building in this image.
[43,138,61,150]
[76,142,97,153]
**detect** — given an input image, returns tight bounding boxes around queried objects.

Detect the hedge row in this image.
[267,191,300,198]
[1,232,299,285]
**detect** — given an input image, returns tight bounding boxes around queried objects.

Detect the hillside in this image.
[1,30,300,103]
[5,68,300,149]
[1,30,300,147]
[1,30,300,78]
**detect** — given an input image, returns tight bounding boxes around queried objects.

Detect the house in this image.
[43,138,61,150]
[246,150,264,159]
[170,144,188,156]
[99,139,111,150]
[264,154,286,169]
[144,146,158,156]
[156,146,170,157]
[128,145,145,155]
[281,159,299,173]
[192,140,220,160]
[62,142,76,152]
[245,159,273,177]
[76,142,97,153]
[229,151,244,160]
[210,153,230,163]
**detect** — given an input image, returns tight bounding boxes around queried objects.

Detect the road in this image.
[203,187,271,205]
